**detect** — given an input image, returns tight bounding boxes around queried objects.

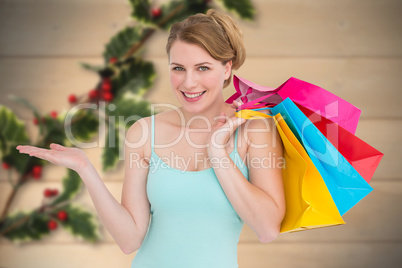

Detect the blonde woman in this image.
[17,9,285,268]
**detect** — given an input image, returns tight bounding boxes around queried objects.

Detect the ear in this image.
[224,60,233,80]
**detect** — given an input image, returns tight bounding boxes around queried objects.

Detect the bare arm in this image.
[16,117,151,254]
[207,108,285,243]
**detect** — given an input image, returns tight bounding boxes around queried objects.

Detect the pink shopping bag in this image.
[226,75,361,134]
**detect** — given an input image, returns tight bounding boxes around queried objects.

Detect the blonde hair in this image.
[166,9,246,88]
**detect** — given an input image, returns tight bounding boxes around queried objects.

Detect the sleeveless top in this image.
[131,115,249,268]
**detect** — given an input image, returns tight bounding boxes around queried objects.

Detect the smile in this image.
[181,91,206,99]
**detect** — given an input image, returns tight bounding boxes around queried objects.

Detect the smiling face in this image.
[169,40,232,114]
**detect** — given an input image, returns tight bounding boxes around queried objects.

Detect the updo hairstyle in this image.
[166,9,246,88]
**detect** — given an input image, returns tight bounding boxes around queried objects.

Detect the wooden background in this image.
[1,0,401,267]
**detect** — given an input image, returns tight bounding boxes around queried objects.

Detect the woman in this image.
[17,9,285,268]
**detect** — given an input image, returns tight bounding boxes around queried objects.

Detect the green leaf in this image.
[152,0,208,31]
[2,211,50,242]
[0,105,30,158]
[111,57,155,98]
[79,62,103,72]
[128,0,152,24]
[51,169,83,206]
[68,109,99,143]
[101,94,152,171]
[60,204,100,242]
[41,116,66,148]
[103,26,145,63]
[102,124,121,172]
[109,94,152,122]
[217,0,255,19]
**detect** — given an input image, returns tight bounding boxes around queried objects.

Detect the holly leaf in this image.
[1,211,50,242]
[128,0,152,24]
[102,124,121,172]
[0,105,30,158]
[111,57,155,97]
[109,93,152,121]
[67,109,99,144]
[41,115,66,148]
[103,26,145,63]
[156,0,208,30]
[101,94,152,171]
[59,204,100,242]
[79,62,103,72]
[51,169,83,206]
[217,0,255,19]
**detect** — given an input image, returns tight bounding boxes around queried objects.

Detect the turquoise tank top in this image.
[131,115,249,268]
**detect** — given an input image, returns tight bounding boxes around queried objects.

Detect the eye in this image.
[173,66,184,71]
[198,66,209,71]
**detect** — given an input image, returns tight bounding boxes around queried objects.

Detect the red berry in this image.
[51,189,59,196]
[57,210,68,221]
[48,220,58,230]
[33,117,39,125]
[102,91,113,102]
[101,81,112,91]
[88,89,98,100]
[68,94,77,103]
[2,162,10,170]
[151,7,162,18]
[32,165,42,179]
[50,111,58,119]
[44,188,53,197]
[109,57,118,64]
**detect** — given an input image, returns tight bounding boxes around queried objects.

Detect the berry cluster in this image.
[47,210,69,230]
[43,188,59,197]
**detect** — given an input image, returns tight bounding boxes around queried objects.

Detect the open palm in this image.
[16,143,89,173]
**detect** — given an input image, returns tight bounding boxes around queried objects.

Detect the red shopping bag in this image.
[296,103,383,183]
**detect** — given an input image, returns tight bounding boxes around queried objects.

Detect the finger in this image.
[16,146,40,154]
[229,115,247,127]
[217,112,228,124]
[16,145,37,151]
[230,100,239,109]
[50,143,66,151]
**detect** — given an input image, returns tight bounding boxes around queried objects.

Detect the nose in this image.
[183,71,198,90]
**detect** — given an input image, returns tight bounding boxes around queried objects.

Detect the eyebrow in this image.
[170,62,213,66]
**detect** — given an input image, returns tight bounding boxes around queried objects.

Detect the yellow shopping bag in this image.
[235,109,345,233]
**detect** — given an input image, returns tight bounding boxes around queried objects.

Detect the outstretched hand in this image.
[207,100,247,155]
[16,143,90,174]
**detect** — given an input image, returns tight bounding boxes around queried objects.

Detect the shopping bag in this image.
[296,103,384,183]
[226,75,361,134]
[271,98,373,215]
[235,109,345,233]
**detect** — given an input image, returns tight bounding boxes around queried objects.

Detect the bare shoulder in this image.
[125,116,152,160]
[125,110,178,158]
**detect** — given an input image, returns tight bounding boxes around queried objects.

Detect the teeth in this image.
[183,91,204,98]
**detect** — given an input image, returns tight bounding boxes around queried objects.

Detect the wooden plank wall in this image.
[1,0,401,267]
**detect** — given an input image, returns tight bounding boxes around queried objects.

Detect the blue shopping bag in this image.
[271,98,373,215]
